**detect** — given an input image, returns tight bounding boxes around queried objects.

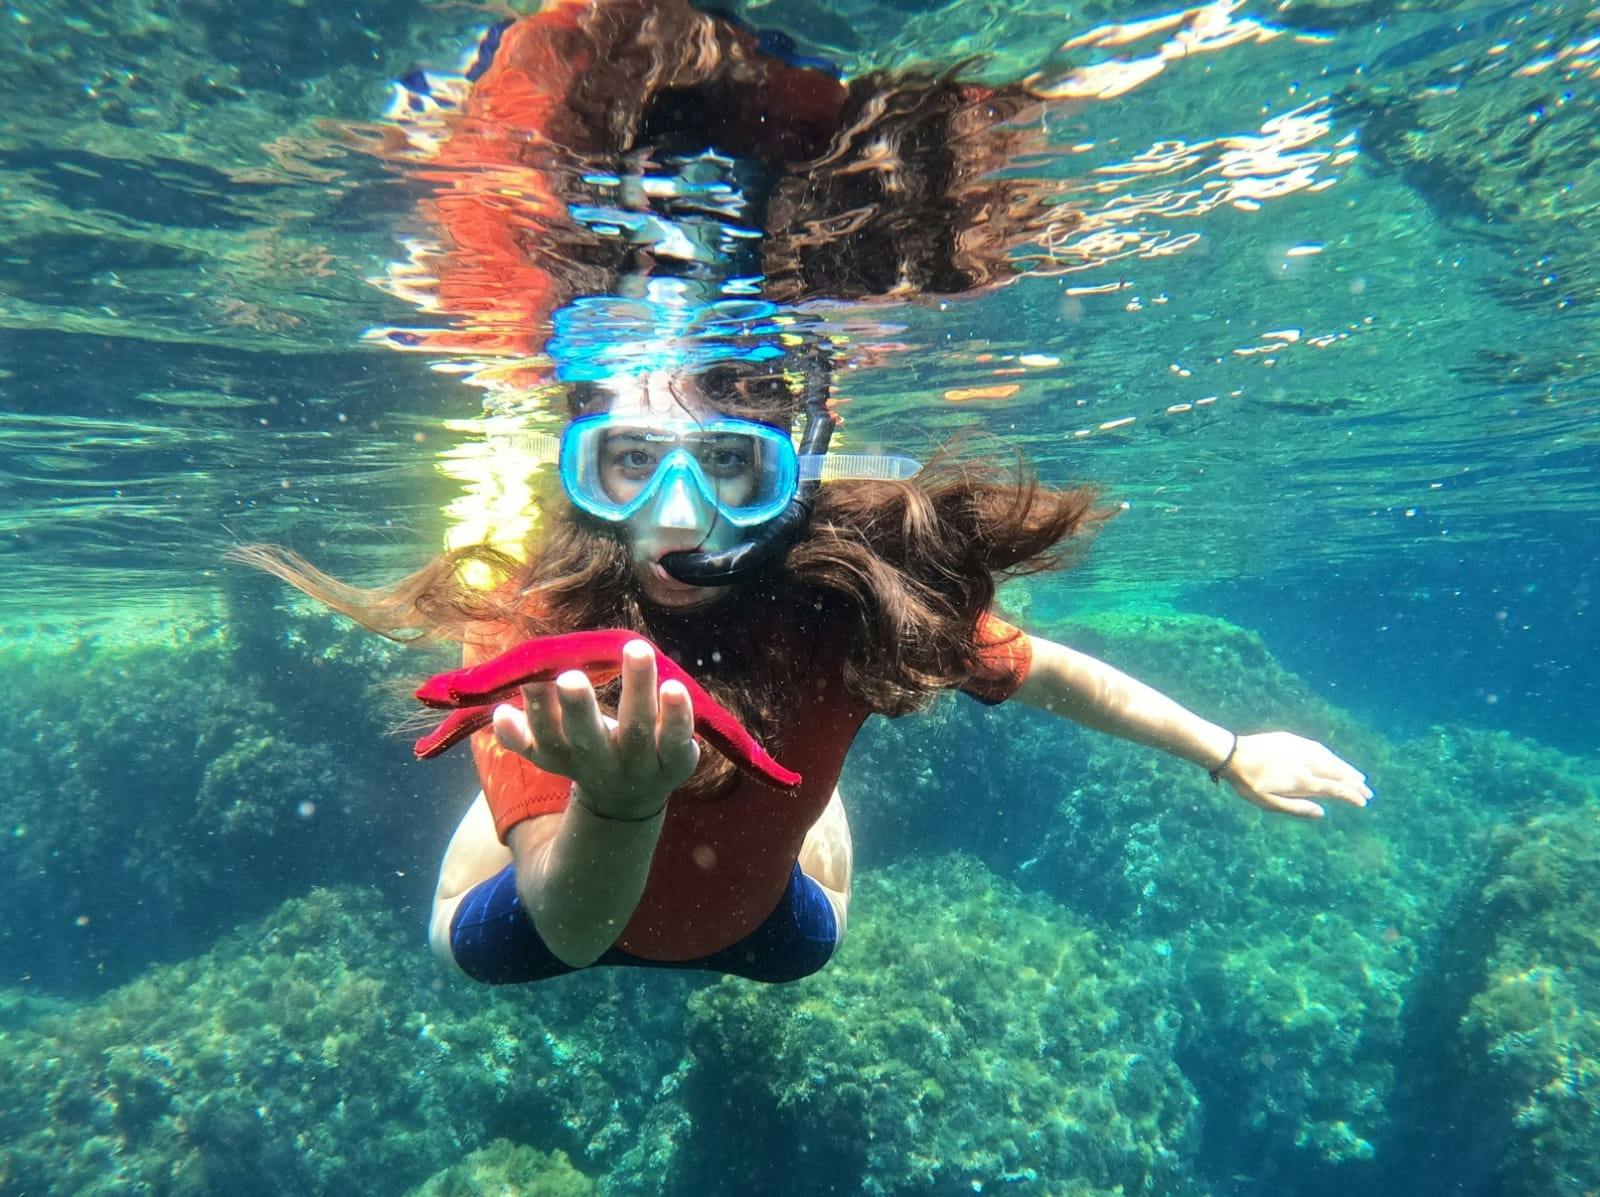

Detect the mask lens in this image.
[560,416,797,525]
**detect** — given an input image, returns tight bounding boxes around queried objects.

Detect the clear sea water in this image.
[1,1,1596,1195]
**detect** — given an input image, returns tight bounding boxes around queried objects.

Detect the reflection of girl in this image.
[245,1,1369,986]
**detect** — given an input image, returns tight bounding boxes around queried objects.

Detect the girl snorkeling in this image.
[241,0,1370,986]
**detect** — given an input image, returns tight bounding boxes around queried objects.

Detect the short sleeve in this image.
[464,622,572,842]
[959,612,1034,706]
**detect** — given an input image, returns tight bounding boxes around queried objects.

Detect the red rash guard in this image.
[468,613,1032,960]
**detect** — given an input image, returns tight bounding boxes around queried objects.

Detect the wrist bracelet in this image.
[571,795,667,823]
[1208,732,1239,785]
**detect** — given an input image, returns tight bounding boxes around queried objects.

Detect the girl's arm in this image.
[491,640,698,966]
[1010,633,1371,820]
[506,798,666,968]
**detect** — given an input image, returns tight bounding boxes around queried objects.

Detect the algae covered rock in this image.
[844,607,1518,1186]
[0,595,450,991]
[1447,809,1600,1197]
[682,856,1200,1197]
[0,886,689,1197]
[1430,725,1598,812]
[406,1140,600,1197]
[1181,911,1408,1169]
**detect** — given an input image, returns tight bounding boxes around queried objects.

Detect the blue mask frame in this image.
[558,414,800,528]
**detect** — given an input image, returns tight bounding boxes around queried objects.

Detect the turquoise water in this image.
[1,1,1597,1194]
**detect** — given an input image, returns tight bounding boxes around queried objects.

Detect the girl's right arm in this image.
[493,639,699,967]
[506,794,666,967]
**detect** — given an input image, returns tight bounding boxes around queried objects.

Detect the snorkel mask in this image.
[554,353,917,585]
[513,359,919,586]
[548,284,869,585]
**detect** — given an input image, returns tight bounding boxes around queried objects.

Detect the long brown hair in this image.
[235,390,1110,795]
[243,1,1111,791]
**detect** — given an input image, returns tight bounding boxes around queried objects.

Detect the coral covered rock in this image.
[1387,808,1600,1197]
[0,887,687,1197]
[844,608,1528,1185]
[0,598,451,991]
[681,857,1201,1197]
[405,1140,599,1197]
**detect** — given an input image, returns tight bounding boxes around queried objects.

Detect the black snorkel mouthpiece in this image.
[659,380,834,586]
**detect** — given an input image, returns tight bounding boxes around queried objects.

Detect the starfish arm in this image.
[415,629,632,708]
[413,629,801,789]
[649,652,801,788]
[414,703,495,760]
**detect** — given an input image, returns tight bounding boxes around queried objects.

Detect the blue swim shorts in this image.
[449,860,838,985]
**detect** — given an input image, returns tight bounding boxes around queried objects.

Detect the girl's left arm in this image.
[1010,633,1372,820]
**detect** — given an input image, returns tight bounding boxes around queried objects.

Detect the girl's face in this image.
[593,371,756,608]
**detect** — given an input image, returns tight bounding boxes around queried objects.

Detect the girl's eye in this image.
[703,448,752,474]
[610,447,658,471]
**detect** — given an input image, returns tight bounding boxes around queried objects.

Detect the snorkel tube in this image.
[658,358,834,585]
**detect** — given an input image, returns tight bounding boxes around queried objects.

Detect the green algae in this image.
[406,1141,600,1197]
[682,857,1201,1197]
[1457,810,1600,1196]
[0,595,432,991]
[0,886,685,1197]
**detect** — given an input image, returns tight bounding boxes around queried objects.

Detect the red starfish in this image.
[413,628,802,790]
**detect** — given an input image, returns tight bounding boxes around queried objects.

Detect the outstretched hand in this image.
[492,639,700,819]
[1218,731,1372,820]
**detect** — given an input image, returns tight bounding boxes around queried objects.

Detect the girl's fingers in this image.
[1331,783,1371,808]
[498,689,573,774]
[615,640,659,756]
[1262,793,1326,820]
[1296,773,1370,808]
[492,702,534,755]
[1306,748,1372,797]
[555,669,608,756]
[522,680,564,750]
[656,679,699,778]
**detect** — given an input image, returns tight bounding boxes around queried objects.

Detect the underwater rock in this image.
[681,856,1202,1197]
[1459,809,1600,1195]
[845,607,1568,1188]
[405,1140,600,1197]
[0,598,449,992]
[0,886,688,1197]
[1428,724,1598,811]
[1385,806,1600,1197]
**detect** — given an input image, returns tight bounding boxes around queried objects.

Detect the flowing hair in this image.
[239,0,1113,793]
[234,428,1110,796]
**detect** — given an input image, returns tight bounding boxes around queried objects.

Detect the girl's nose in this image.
[654,475,706,530]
